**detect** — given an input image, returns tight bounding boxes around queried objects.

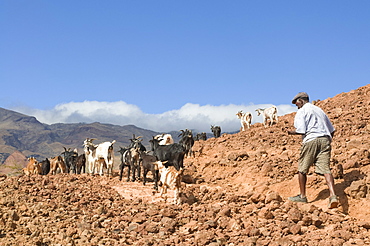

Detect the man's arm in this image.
[287,130,305,135]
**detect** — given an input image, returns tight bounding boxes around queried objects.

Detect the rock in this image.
[250,193,265,203]
[182,192,197,205]
[246,226,261,237]
[312,217,323,227]
[343,160,358,169]
[289,224,301,235]
[144,222,159,233]
[258,207,274,219]
[331,229,352,241]
[160,208,177,218]
[194,231,215,245]
[160,217,176,233]
[265,190,282,203]
[348,180,368,199]
[261,163,273,176]
[358,221,370,229]
[180,221,198,234]
[227,152,238,161]
[204,220,217,229]
[347,139,362,150]
[10,211,20,221]
[218,207,232,217]
[128,223,139,232]
[217,217,230,229]
[132,213,147,223]
[301,215,312,226]
[228,218,243,230]
[287,208,302,223]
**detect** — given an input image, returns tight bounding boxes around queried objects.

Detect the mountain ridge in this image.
[0,107,163,169]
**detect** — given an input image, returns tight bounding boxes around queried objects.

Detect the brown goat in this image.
[154,161,183,205]
[23,157,41,175]
[49,156,67,175]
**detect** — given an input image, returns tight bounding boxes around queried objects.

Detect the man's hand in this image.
[287,130,296,135]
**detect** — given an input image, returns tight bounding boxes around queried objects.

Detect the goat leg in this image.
[137,163,141,181]
[143,169,147,185]
[126,165,131,182]
[153,170,159,191]
[119,165,124,181]
[174,189,179,205]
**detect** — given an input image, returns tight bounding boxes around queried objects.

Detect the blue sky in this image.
[1,1,369,132]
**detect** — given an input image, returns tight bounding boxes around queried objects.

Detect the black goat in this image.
[140,150,159,190]
[128,134,147,152]
[179,129,195,158]
[149,136,185,171]
[61,147,78,174]
[118,144,141,182]
[75,154,86,174]
[195,132,207,141]
[118,147,132,182]
[210,125,221,138]
[40,158,50,175]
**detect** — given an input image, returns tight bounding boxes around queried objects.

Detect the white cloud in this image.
[11,101,297,133]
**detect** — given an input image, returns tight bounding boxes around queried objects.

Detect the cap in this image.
[292,92,309,104]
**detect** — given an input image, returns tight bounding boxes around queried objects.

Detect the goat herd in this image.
[22,106,278,204]
[22,130,195,204]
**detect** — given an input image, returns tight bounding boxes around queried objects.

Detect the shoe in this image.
[288,194,308,203]
[328,195,339,209]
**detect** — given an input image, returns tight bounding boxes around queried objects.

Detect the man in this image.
[287,92,339,209]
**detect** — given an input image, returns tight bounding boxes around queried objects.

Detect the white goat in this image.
[83,139,96,175]
[154,161,183,205]
[255,106,278,127]
[83,138,116,176]
[154,133,174,145]
[236,110,252,131]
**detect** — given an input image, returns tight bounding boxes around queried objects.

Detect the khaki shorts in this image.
[298,136,332,175]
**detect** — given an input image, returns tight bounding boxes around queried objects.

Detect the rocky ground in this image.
[0,85,369,245]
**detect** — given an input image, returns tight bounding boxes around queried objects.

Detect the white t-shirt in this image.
[294,103,335,143]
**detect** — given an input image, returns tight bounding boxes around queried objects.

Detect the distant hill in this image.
[0,151,28,176]
[0,107,164,166]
